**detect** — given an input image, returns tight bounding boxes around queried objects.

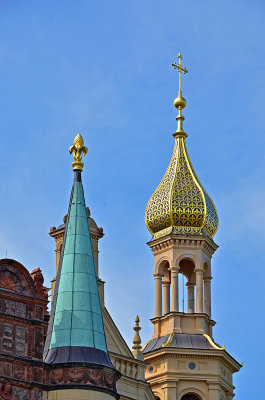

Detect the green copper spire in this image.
[43,135,113,368]
[48,181,106,351]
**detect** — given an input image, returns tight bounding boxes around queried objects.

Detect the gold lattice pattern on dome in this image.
[145,137,218,238]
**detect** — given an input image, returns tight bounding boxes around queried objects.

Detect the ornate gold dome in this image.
[145,136,218,239]
[145,54,218,240]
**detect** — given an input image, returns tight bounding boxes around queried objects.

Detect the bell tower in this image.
[143,55,241,400]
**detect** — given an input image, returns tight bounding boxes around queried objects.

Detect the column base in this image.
[151,312,215,338]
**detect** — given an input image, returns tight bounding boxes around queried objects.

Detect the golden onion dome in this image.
[145,54,218,240]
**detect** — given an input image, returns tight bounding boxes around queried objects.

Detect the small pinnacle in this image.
[132,315,142,350]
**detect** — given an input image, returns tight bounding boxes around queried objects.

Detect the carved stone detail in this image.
[34,328,44,359]
[35,306,43,320]
[0,383,13,400]
[0,263,32,295]
[48,367,116,391]
[13,364,25,380]
[2,324,13,353]
[31,269,48,301]
[13,386,30,400]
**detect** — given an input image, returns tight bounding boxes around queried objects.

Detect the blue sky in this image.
[0,1,265,397]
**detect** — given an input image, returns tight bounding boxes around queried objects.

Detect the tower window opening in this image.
[178,272,188,312]
[178,258,195,314]
[159,260,171,316]
[181,394,201,400]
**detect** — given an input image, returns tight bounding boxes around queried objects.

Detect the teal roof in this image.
[44,175,108,360]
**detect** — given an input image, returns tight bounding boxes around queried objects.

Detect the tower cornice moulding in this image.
[148,234,218,258]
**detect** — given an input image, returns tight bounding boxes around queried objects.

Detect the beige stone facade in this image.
[144,346,240,400]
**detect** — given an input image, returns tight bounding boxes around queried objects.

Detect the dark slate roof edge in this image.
[143,333,217,353]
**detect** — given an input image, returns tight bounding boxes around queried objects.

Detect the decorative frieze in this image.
[47,366,117,392]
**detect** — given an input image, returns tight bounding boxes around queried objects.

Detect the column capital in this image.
[207,380,220,388]
[153,273,162,279]
[170,265,179,270]
[170,267,180,274]
[204,276,213,282]
[195,268,204,274]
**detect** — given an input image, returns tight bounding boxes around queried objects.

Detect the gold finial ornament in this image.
[132,315,142,350]
[145,54,219,240]
[69,133,88,171]
[172,53,188,137]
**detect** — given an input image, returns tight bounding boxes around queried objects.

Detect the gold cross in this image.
[172,53,188,94]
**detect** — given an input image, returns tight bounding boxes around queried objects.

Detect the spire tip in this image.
[69,133,88,171]
[172,53,188,137]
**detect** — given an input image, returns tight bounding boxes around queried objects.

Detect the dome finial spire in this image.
[69,133,88,171]
[172,53,188,137]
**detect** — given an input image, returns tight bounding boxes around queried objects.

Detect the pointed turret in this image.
[44,134,120,399]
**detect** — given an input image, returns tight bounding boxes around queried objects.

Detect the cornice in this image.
[148,234,218,258]
[0,289,48,305]
[49,227,64,239]
[143,347,241,372]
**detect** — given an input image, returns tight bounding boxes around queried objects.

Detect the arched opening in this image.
[181,394,202,400]
[154,259,171,317]
[178,272,188,312]
[179,258,195,313]
[154,257,212,317]
[160,260,171,316]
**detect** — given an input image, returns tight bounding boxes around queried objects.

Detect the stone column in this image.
[208,382,221,400]
[91,239,99,277]
[55,242,63,273]
[163,280,170,315]
[162,383,177,400]
[204,277,212,318]
[196,269,204,313]
[154,274,162,317]
[187,282,195,313]
[170,269,179,312]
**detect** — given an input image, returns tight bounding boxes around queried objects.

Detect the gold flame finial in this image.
[172,53,188,137]
[69,133,88,171]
